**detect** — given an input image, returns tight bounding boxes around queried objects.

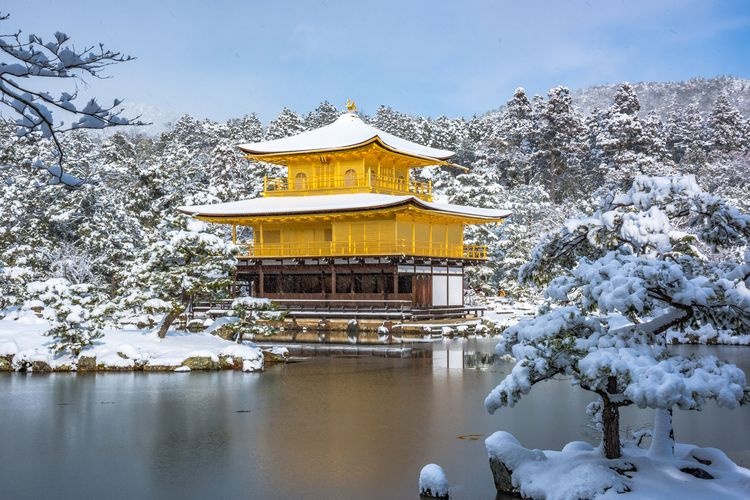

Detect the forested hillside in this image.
[1,77,748,344]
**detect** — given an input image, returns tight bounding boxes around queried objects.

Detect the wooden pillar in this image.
[232,224,237,244]
[258,265,264,296]
[331,264,337,296]
[393,267,399,295]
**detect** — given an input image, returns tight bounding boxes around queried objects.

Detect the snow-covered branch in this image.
[0,13,146,184]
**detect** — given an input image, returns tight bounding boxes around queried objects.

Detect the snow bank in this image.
[485,431,750,500]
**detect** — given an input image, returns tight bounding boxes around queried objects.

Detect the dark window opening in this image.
[264,275,280,293]
[336,275,352,293]
[398,275,413,294]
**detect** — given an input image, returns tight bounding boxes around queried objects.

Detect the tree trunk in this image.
[648,408,675,458]
[602,376,622,459]
[157,309,182,339]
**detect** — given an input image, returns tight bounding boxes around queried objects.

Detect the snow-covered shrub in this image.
[486,175,750,459]
[0,264,33,315]
[24,278,109,355]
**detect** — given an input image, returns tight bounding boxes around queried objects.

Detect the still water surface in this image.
[0,341,748,499]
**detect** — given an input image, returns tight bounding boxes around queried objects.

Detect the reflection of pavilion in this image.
[179,103,509,319]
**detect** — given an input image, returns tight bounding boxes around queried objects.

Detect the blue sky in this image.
[3,0,749,124]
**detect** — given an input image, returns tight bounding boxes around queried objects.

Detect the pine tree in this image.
[487,176,750,459]
[24,278,109,355]
[664,104,704,164]
[530,86,587,201]
[265,107,306,140]
[705,95,746,154]
[594,83,674,188]
[304,101,339,129]
[119,217,237,338]
[227,114,263,143]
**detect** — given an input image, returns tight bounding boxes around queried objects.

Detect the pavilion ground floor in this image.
[232,256,485,320]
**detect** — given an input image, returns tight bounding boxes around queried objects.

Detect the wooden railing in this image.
[263,173,432,201]
[236,241,488,260]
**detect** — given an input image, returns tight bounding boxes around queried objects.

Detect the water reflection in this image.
[0,341,747,499]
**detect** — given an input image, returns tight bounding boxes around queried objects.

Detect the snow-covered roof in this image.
[178,193,511,221]
[238,112,454,161]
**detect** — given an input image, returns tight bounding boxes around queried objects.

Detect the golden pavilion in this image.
[179,102,510,319]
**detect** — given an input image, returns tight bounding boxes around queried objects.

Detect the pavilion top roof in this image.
[238,111,454,162]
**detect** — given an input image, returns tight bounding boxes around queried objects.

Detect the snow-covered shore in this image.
[0,312,264,372]
[486,431,750,499]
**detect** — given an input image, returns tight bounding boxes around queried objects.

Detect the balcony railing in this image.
[235,240,487,260]
[263,173,432,201]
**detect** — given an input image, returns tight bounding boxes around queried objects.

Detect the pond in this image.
[1,340,748,499]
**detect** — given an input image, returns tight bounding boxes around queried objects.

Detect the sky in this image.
[3,0,750,126]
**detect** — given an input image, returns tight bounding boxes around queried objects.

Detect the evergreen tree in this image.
[664,104,704,164]
[265,107,306,140]
[304,101,339,129]
[593,83,674,188]
[119,217,237,338]
[487,176,750,459]
[705,95,746,154]
[227,114,263,143]
[530,86,586,201]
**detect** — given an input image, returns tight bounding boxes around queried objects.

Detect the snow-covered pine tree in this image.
[664,104,705,165]
[485,175,750,459]
[372,105,421,141]
[265,107,306,140]
[593,83,675,189]
[530,86,587,201]
[226,113,263,143]
[304,101,339,129]
[704,95,747,155]
[120,216,237,338]
[24,278,110,355]
[447,170,507,296]
[487,88,535,188]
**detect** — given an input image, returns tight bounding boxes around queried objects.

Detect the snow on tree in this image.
[491,87,535,187]
[494,185,572,299]
[0,263,32,314]
[447,170,507,296]
[530,86,587,201]
[704,95,747,155]
[119,217,237,338]
[265,107,306,140]
[372,105,421,142]
[226,113,263,143]
[664,104,705,165]
[591,83,675,189]
[23,278,109,355]
[0,12,144,185]
[485,175,750,459]
[304,100,339,129]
